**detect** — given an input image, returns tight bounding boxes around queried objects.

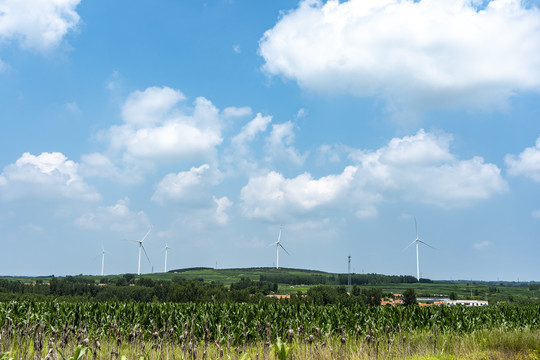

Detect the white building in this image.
[444,300,488,306]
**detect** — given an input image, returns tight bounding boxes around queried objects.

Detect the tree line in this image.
[259,272,422,285]
[0,276,421,306]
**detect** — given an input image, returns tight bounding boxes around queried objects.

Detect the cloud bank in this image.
[259,0,540,111]
[240,130,507,220]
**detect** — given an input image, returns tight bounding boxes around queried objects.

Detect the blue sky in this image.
[1,0,540,281]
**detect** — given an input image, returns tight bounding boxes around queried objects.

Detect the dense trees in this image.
[403,288,417,306]
[0,276,400,306]
[260,273,418,286]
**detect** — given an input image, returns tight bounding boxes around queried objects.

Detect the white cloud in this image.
[351,129,507,206]
[121,86,186,127]
[213,196,233,224]
[473,240,491,250]
[75,197,149,232]
[505,136,540,181]
[79,152,146,184]
[80,153,120,179]
[223,106,251,118]
[317,145,342,164]
[223,113,273,174]
[259,0,540,111]
[232,113,272,150]
[0,0,81,52]
[240,166,357,220]
[240,129,506,220]
[0,152,100,201]
[152,164,221,204]
[264,121,307,166]
[107,87,223,162]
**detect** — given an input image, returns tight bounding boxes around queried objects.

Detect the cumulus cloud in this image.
[505,136,540,181]
[213,196,233,224]
[0,152,100,201]
[240,166,357,220]
[75,197,149,232]
[232,113,272,151]
[0,0,80,52]
[223,106,252,118]
[264,121,307,166]
[152,164,221,205]
[222,113,273,174]
[121,86,186,127]
[107,86,223,162]
[240,129,506,220]
[259,0,540,111]
[350,129,507,206]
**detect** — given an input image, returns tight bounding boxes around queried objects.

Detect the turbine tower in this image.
[163,243,172,273]
[405,217,434,281]
[270,226,289,269]
[132,226,153,275]
[100,247,109,276]
[348,255,351,293]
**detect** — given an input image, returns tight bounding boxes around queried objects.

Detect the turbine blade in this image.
[279,243,290,255]
[140,225,153,243]
[403,239,417,251]
[142,245,152,265]
[418,240,436,249]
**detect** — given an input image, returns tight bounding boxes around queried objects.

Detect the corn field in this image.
[1,301,540,359]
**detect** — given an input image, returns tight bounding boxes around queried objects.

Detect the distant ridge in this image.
[168,267,330,274]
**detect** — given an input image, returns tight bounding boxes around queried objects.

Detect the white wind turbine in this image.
[132,226,153,275]
[405,217,435,281]
[270,226,289,269]
[163,243,172,273]
[100,246,110,276]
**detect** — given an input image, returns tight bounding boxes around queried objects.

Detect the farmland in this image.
[1,268,540,358]
[1,300,540,359]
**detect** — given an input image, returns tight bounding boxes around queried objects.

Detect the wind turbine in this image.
[163,243,172,273]
[269,226,289,269]
[404,217,435,281]
[100,246,110,276]
[132,226,153,275]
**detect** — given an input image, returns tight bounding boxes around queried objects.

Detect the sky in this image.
[1,0,540,281]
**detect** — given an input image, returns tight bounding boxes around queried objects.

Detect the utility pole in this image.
[348,255,351,293]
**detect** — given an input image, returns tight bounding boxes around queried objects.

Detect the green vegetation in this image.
[1,267,539,358]
[1,267,538,304]
[1,301,540,359]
